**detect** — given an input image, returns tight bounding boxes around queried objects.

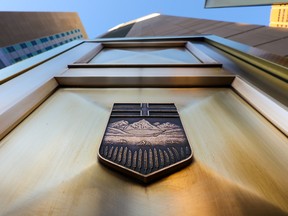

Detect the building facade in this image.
[0,14,287,215]
[270,4,288,27]
[101,14,288,58]
[0,12,87,69]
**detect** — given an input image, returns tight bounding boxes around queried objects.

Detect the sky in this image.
[0,0,271,38]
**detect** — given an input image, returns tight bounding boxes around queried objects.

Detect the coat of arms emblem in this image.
[98,103,193,183]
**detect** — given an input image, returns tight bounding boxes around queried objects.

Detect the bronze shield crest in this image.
[98,103,193,183]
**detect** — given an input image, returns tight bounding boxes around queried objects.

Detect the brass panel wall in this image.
[0,88,287,215]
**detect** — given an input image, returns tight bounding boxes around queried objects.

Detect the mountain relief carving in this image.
[105,119,185,144]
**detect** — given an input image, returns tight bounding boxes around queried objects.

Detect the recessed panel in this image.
[89,47,201,64]
[0,88,287,215]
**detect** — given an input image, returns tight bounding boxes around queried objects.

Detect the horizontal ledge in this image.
[55,76,235,87]
[101,41,188,48]
[109,115,180,118]
[205,36,288,82]
[68,63,222,68]
[204,0,282,8]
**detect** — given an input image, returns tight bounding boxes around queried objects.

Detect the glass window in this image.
[40,38,48,43]
[7,46,16,53]
[20,43,27,49]
[0,59,5,69]
[45,46,52,51]
[14,57,22,62]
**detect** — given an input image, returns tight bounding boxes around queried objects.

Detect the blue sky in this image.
[0,0,271,38]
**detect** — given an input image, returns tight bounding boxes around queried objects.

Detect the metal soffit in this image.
[204,0,288,8]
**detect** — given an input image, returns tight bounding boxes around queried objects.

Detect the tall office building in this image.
[102,14,288,57]
[0,13,287,215]
[270,4,288,28]
[0,12,87,69]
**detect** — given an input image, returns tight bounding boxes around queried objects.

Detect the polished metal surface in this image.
[205,36,288,82]
[232,77,288,136]
[0,88,287,215]
[56,67,233,87]
[205,0,288,8]
[0,42,101,140]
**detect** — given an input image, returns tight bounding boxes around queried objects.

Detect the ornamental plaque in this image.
[98,103,193,183]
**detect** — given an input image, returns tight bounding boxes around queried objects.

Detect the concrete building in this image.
[270,4,288,28]
[0,14,287,215]
[0,12,87,69]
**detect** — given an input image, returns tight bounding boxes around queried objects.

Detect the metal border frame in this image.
[0,41,84,84]
[204,0,288,8]
[0,36,287,140]
[69,41,221,68]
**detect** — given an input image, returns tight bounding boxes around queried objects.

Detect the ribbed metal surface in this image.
[100,143,191,175]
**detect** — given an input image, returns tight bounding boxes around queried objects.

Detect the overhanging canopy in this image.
[205,0,288,8]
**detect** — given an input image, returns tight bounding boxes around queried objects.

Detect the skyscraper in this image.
[0,13,287,215]
[102,14,288,57]
[0,12,87,69]
[270,4,288,28]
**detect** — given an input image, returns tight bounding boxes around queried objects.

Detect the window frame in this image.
[69,41,221,68]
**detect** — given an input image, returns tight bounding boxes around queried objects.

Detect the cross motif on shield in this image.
[98,103,193,183]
